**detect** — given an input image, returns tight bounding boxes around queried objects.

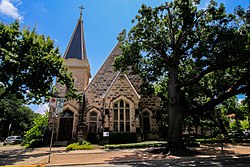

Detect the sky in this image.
[0,0,249,114]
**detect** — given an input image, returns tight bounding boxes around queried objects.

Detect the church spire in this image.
[79,5,84,20]
[64,5,87,60]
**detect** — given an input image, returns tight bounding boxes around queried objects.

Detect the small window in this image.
[90,112,97,121]
[89,111,98,133]
[120,101,124,108]
[143,111,150,132]
[114,123,118,132]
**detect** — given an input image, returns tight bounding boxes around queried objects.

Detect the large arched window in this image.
[143,111,150,132]
[89,112,97,133]
[113,100,130,132]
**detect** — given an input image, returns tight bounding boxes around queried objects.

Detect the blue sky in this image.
[0,0,249,114]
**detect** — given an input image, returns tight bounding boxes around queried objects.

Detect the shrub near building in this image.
[23,112,48,148]
[66,141,94,150]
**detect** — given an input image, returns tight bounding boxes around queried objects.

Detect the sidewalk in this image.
[1,144,250,166]
[45,144,250,166]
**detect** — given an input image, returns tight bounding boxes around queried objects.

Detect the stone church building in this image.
[49,12,161,144]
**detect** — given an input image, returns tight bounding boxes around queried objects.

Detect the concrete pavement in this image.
[1,144,250,167]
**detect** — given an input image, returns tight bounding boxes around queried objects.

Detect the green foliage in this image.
[104,141,167,149]
[115,0,250,113]
[229,120,240,131]
[240,120,249,130]
[114,0,250,149]
[216,134,224,140]
[219,96,249,132]
[0,21,76,103]
[0,88,37,137]
[66,141,93,150]
[23,112,48,148]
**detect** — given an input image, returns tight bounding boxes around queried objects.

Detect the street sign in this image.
[56,98,64,108]
[49,98,57,108]
[55,108,63,114]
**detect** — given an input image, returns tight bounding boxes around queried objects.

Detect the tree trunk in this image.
[166,64,191,155]
[235,114,240,132]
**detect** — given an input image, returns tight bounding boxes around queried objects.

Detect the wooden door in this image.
[58,110,74,141]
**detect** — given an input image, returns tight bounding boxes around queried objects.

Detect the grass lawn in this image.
[103,141,168,149]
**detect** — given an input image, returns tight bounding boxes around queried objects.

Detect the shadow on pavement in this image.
[0,146,67,166]
[105,146,250,167]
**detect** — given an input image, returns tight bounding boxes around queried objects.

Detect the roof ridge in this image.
[84,42,121,91]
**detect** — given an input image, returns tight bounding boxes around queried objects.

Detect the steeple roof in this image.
[64,13,87,60]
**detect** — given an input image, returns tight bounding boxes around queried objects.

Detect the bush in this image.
[109,133,137,144]
[25,139,44,148]
[104,141,168,149]
[23,112,48,148]
[66,141,94,150]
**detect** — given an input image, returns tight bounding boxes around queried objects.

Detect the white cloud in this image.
[35,103,49,115]
[0,0,23,20]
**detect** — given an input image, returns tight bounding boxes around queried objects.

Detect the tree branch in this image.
[176,8,208,48]
[189,84,250,114]
[178,55,250,88]
[166,4,175,47]
[0,79,20,102]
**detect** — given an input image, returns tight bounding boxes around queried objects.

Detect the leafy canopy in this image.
[0,21,76,103]
[114,0,250,114]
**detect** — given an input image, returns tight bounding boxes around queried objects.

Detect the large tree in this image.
[114,0,250,155]
[0,21,76,103]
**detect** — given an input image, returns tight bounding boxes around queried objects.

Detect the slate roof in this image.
[64,15,87,60]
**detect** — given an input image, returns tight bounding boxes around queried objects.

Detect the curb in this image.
[45,154,250,167]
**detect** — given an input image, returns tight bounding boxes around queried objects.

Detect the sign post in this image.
[48,98,64,163]
[48,112,56,163]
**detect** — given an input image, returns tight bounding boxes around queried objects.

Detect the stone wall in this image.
[84,42,161,140]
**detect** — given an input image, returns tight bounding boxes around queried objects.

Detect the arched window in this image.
[89,112,97,133]
[143,111,150,132]
[113,100,130,132]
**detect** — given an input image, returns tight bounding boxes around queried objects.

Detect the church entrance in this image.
[58,109,74,141]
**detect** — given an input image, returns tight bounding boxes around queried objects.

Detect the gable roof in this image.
[64,15,87,60]
[101,72,140,99]
[85,42,121,95]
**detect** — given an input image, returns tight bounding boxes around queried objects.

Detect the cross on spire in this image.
[79,5,84,17]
